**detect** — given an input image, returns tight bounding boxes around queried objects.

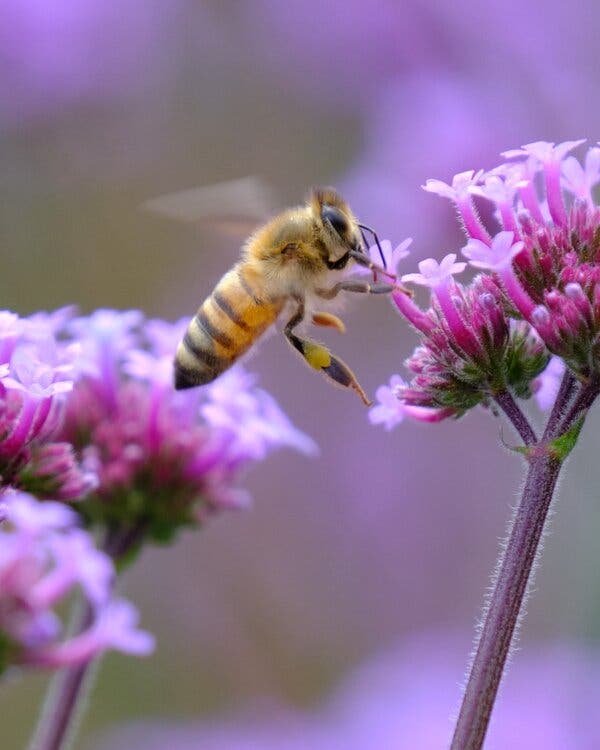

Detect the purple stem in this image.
[559,375,600,429]
[543,369,577,437]
[493,391,537,446]
[451,375,597,750]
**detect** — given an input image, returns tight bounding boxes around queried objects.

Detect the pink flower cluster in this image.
[0,305,314,672]
[372,140,600,426]
[0,490,153,670]
[59,310,315,539]
[0,308,96,499]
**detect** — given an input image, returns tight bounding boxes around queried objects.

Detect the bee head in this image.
[309,187,389,274]
[309,188,364,270]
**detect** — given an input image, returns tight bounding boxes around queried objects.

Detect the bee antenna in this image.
[358,223,386,269]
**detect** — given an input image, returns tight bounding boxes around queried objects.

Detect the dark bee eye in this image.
[321,205,349,237]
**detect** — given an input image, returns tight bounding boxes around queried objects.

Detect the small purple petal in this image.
[402,253,466,289]
[368,375,406,430]
[462,231,524,271]
[422,170,484,201]
[3,491,77,534]
[89,600,155,655]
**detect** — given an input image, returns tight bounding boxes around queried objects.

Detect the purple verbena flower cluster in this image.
[371,140,600,426]
[0,306,313,675]
[59,310,315,542]
[0,308,95,500]
[0,490,153,671]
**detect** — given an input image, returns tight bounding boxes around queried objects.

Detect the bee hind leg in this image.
[284,299,371,406]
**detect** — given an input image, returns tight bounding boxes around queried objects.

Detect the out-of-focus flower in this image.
[0,1,187,126]
[374,141,600,426]
[0,309,93,499]
[19,442,98,501]
[239,0,412,107]
[368,375,407,430]
[533,356,566,411]
[32,600,154,669]
[59,311,316,544]
[88,634,600,750]
[341,73,528,244]
[0,490,153,673]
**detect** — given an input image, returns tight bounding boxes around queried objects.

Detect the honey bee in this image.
[170,186,402,405]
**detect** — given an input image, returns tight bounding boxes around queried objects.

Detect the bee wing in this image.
[140,176,277,237]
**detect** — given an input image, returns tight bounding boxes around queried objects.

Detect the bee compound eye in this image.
[321,205,349,237]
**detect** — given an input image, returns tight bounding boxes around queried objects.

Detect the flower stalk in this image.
[371,141,600,745]
[493,390,537,446]
[451,374,597,750]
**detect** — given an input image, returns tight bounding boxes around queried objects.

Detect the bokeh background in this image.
[2,1,600,747]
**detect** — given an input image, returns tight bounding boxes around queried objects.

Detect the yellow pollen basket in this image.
[303,342,332,369]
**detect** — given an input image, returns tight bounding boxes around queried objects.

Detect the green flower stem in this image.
[451,375,597,750]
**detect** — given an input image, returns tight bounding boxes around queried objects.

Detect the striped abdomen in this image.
[174,263,283,390]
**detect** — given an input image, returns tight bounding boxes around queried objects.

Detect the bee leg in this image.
[318,278,414,298]
[316,279,399,299]
[312,311,346,333]
[320,352,371,406]
[284,300,371,406]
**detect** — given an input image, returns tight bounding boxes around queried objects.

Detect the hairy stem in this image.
[542,369,577,438]
[451,376,596,750]
[450,453,562,750]
[558,376,600,433]
[493,391,537,445]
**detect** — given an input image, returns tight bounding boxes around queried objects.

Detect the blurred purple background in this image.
[2,1,600,747]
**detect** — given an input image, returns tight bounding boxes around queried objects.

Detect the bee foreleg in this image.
[284,299,370,406]
[316,280,397,299]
